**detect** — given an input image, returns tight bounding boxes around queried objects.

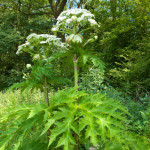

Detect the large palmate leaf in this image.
[78,93,128,144]
[48,104,78,149]
[0,104,50,150]
[0,88,149,150]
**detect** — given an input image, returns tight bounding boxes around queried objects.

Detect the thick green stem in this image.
[74,54,79,150]
[74,54,78,88]
[73,26,77,35]
[43,75,50,106]
[43,75,51,150]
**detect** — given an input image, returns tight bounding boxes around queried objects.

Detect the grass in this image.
[0,89,53,116]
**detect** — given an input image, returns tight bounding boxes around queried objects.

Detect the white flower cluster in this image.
[16,33,66,55]
[17,41,32,55]
[27,33,61,46]
[56,9,99,29]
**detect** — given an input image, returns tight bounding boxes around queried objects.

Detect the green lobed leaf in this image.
[40,119,55,136]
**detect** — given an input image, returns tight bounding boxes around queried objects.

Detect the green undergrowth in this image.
[0,89,53,116]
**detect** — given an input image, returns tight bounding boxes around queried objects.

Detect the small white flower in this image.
[16,41,30,54]
[40,41,47,44]
[51,27,58,32]
[71,16,77,23]
[33,54,40,60]
[94,36,98,40]
[57,16,66,21]
[26,64,32,69]
[66,18,72,24]
[27,33,37,41]
[88,19,98,26]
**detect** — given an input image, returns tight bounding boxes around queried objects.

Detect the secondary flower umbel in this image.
[16,33,67,59]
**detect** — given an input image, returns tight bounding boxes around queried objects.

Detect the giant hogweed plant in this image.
[0,9,149,150]
[10,33,69,105]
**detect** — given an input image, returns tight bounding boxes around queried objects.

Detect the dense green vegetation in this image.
[0,0,150,150]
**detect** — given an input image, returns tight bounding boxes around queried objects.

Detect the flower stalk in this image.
[74,54,78,88]
[74,54,79,150]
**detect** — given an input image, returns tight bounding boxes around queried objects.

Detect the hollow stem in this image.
[73,54,79,150]
[74,54,78,88]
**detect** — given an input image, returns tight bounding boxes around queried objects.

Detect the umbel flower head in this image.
[16,33,67,57]
[56,9,99,31]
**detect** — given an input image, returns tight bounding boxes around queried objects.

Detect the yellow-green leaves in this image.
[40,119,55,136]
